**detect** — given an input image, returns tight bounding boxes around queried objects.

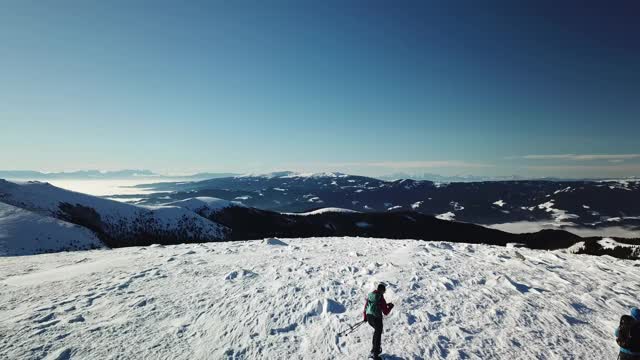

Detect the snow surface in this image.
[598,237,640,250]
[567,241,586,253]
[0,237,636,359]
[163,197,245,217]
[436,212,456,221]
[450,201,464,211]
[0,202,104,256]
[493,200,506,207]
[536,200,579,227]
[285,208,361,216]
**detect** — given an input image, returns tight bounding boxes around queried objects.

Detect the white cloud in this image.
[341,161,494,169]
[520,154,640,161]
[526,164,640,173]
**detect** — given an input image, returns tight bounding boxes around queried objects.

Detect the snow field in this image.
[0,202,103,256]
[0,237,638,359]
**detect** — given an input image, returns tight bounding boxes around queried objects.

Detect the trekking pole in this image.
[337,320,366,337]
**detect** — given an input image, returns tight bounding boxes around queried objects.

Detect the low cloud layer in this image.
[487,221,639,238]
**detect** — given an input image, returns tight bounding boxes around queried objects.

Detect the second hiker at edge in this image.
[363,283,395,359]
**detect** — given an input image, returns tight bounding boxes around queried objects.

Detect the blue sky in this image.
[1,1,639,178]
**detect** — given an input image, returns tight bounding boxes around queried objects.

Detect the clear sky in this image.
[1,1,639,178]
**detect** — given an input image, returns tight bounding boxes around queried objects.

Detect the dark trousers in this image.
[367,315,383,355]
[620,353,640,360]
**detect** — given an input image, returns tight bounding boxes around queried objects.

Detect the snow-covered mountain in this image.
[0,202,103,256]
[0,180,229,252]
[128,173,640,233]
[2,179,638,259]
[163,197,246,217]
[0,237,636,359]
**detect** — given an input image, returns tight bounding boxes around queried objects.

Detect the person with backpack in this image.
[616,307,640,359]
[363,283,394,359]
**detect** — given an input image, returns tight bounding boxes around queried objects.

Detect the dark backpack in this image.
[617,315,640,352]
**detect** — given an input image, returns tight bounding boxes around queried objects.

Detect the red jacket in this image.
[363,290,391,320]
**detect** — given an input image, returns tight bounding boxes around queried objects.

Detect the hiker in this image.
[616,307,640,359]
[363,283,394,359]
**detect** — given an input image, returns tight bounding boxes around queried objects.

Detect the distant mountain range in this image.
[124,171,640,232]
[5,169,636,182]
[1,179,637,259]
[378,173,527,182]
[0,170,238,180]
[376,172,593,182]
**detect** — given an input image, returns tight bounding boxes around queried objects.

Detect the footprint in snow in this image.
[46,347,73,360]
[224,269,258,281]
[563,314,589,326]
[130,298,151,308]
[33,313,56,323]
[68,314,85,323]
[570,302,593,315]
[440,278,460,291]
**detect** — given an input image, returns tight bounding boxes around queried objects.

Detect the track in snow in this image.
[1,237,638,359]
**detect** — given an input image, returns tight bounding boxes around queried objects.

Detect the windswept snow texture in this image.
[0,203,104,256]
[1,237,634,359]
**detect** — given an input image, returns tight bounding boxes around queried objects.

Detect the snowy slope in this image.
[0,202,104,256]
[284,207,362,216]
[163,197,246,217]
[1,237,636,359]
[0,180,229,247]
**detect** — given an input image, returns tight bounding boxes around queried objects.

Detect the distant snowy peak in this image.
[389,178,428,189]
[289,172,349,179]
[236,171,348,179]
[236,171,298,179]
